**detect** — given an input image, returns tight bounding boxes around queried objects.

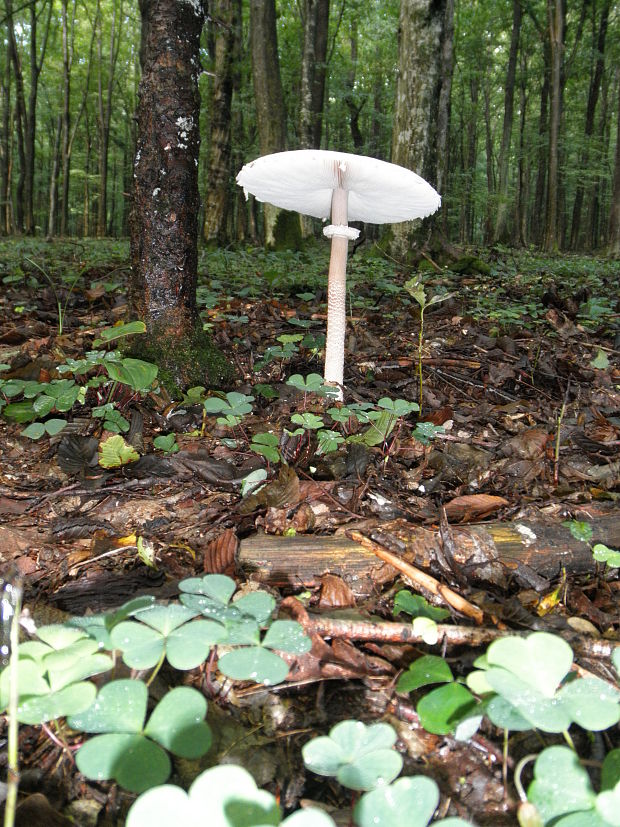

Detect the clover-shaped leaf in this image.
[218,621,310,686]
[354,776,439,827]
[527,746,597,823]
[127,764,334,827]
[110,604,225,670]
[486,633,573,697]
[68,681,211,793]
[470,633,620,734]
[302,720,403,791]
[0,624,112,724]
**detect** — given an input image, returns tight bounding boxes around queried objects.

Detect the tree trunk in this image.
[607,69,620,257]
[311,0,329,149]
[514,50,528,245]
[344,19,364,152]
[60,0,74,236]
[436,0,454,235]
[5,0,26,233]
[569,0,610,250]
[129,0,232,391]
[203,0,240,246]
[483,79,494,245]
[543,0,563,252]
[391,0,447,257]
[97,0,122,238]
[532,39,550,246]
[47,114,62,237]
[0,41,11,235]
[493,0,521,243]
[249,0,287,245]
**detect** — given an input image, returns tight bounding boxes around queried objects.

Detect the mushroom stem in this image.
[324,187,350,393]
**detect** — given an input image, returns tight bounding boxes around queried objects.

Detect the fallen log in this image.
[237,513,620,597]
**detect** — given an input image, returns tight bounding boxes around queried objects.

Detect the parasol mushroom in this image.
[236,149,441,397]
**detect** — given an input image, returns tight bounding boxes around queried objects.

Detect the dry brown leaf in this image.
[443,494,509,522]
[318,573,356,609]
[203,528,238,574]
[504,427,550,459]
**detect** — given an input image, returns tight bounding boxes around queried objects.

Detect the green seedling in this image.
[204,391,254,426]
[127,764,335,827]
[393,590,450,623]
[68,681,211,793]
[290,412,325,433]
[355,776,471,827]
[525,745,620,826]
[302,719,403,791]
[316,429,345,454]
[98,435,140,468]
[564,520,620,569]
[250,431,281,463]
[25,256,83,335]
[92,403,131,434]
[153,433,179,454]
[404,275,454,412]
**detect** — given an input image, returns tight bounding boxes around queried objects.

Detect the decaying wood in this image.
[237,514,620,596]
[347,529,484,624]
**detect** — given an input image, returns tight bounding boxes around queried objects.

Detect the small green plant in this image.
[153,433,179,454]
[68,681,212,793]
[203,391,255,427]
[127,764,335,827]
[250,431,281,463]
[24,256,83,335]
[404,276,454,412]
[302,720,403,790]
[302,720,471,826]
[178,575,311,685]
[523,745,620,826]
[564,520,620,569]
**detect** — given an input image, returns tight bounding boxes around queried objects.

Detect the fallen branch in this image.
[346,529,484,624]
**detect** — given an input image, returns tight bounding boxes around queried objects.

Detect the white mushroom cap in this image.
[236,149,441,223]
[236,149,441,399]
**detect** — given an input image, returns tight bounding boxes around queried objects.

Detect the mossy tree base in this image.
[126,322,235,396]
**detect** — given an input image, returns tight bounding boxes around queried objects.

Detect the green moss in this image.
[271,210,302,251]
[125,322,235,396]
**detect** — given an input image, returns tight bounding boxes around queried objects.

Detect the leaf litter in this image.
[0,240,618,825]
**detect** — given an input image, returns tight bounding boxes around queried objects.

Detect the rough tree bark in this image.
[391,0,448,258]
[203,0,240,246]
[569,0,610,249]
[543,0,563,252]
[493,0,521,244]
[97,0,123,237]
[129,0,232,390]
[249,0,287,245]
[608,69,620,257]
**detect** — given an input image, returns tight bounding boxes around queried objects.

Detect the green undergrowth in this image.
[1,578,618,826]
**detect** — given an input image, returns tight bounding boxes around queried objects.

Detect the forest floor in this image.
[0,238,619,826]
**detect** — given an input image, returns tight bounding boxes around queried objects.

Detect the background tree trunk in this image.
[606,68,620,257]
[129,0,232,389]
[493,0,521,243]
[543,0,563,252]
[203,0,240,246]
[569,0,609,250]
[97,0,123,237]
[249,0,287,245]
[391,0,447,257]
